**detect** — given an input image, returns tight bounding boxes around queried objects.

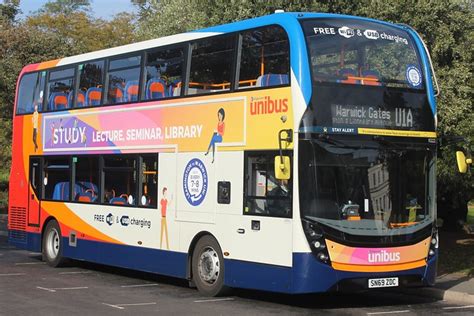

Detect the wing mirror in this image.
[456,151,472,173]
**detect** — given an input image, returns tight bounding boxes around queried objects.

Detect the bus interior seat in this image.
[145,78,167,100]
[68,90,86,108]
[169,80,181,96]
[76,191,94,202]
[49,92,68,111]
[86,87,102,106]
[256,74,289,87]
[361,69,381,86]
[338,68,359,84]
[74,182,98,202]
[125,80,139,102]
[110,196,127,205]
[76,181,98,194]
[52,182,82,201]
[110,85,124,103]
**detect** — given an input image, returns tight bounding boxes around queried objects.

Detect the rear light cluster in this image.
[428,229,439,259]
[303,220,331,264]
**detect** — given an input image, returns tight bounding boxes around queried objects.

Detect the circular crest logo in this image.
[183,158,208,206]
[405,65,422,88]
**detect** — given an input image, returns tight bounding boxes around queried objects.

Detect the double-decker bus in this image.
[9,12,439,296]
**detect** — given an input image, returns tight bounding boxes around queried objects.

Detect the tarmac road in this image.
[0,236,473,316]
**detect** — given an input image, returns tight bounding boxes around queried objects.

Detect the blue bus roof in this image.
[196,12,407,34]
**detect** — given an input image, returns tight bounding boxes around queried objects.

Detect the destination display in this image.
[301,84,435,136]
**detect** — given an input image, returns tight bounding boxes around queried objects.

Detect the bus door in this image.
[233,152,293,267]
[28,157,41,226]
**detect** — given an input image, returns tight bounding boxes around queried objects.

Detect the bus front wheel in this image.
[42,220,66,267]
[192,235,229,296]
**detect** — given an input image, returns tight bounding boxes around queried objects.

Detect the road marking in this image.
[37,286,56,293]
[442,305,474,310]
[194,298,234,303]
[120,283,159,288]
[28,252,40,255]
[15,262,46,265]
[102,303,124,310]
[0,273,26,277]
[59,271,92,275]
[367,311,410,315]
[37,286,89,293]
[102,302,157,310]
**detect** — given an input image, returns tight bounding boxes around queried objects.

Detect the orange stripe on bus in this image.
[331,259,426,273]
[37,59,60,70]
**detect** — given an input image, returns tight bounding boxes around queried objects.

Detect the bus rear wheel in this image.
[42,220,66,267]
[192,235,229,297]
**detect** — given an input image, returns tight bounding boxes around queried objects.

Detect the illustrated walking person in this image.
[32,104,39,152]
[160,187,172,250]
[205,108,225,163]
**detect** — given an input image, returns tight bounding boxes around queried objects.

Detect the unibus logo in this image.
[250,96,288,115]
[368,250,401,263]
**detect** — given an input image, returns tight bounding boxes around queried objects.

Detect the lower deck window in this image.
[244,151,292,218]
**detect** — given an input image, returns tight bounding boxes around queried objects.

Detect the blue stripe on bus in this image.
[62,237,187,279]
[10,232,436,293]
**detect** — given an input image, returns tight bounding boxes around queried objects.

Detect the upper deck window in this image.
[187,35,235,95]
[47,67,76,111]
[78,60,105,107]
[106,55,142,104]
[16,71,46,114]
[238,26,290,89]
[145,47,184,99]
[302,19,424,89]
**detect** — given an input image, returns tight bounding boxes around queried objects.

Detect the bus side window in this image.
[43,157,71,201]
[103,155,137,205]
[78,60,105,107]
[238,26,289,89]
[186,35,235,95]
[73,156,99,203]
[16,72,46,114]
[106,55,141,104]
[140,155,158,207]
[145,48,184,100]
[244,152,292,218]
[47,67,75,111]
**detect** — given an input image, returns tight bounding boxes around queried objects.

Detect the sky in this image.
[19,0,137,20]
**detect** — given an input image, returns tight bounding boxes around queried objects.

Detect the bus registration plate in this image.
[368,277,399,288]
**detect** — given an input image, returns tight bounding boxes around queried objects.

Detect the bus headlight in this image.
[428,229,439,259]
[302,220,331,264]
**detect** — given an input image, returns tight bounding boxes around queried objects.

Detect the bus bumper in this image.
[291,252,438,294]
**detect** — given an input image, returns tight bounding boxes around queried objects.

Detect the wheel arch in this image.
[186,231,219,280]
[40,216,57,252]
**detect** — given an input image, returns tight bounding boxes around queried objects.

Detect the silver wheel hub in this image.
[197,247,220,284]
[46,228,60,259]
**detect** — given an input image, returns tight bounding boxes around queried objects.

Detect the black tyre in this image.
[42,220,67,267]
[192,235,229,297]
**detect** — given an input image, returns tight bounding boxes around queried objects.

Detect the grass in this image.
[437,201,474,277]
[438,230,474,277]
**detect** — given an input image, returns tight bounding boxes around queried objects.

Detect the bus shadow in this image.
[27,252,440,309]
[231,288,440,309]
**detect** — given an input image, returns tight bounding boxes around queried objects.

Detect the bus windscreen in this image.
[302,18,424,89]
